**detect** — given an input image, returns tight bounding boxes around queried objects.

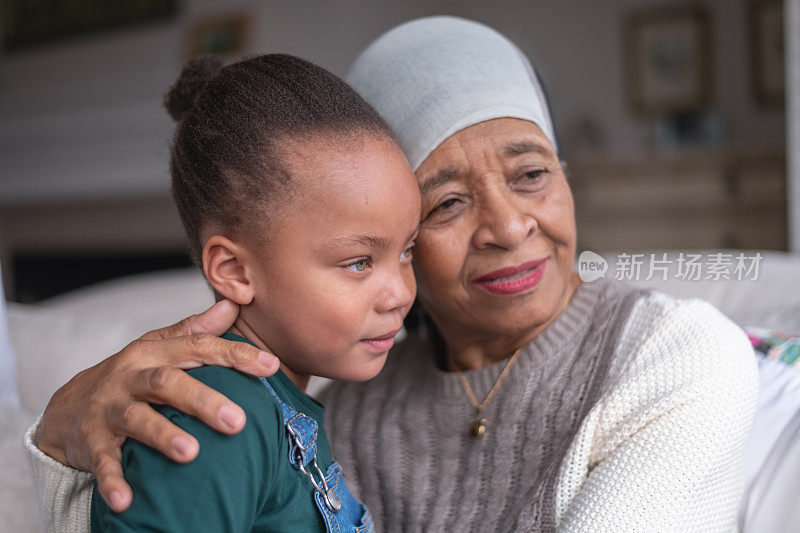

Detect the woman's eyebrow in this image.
[419,166,458,196]
[503,140,550,157]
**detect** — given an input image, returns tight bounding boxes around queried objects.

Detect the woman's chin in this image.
[471,291,569,338]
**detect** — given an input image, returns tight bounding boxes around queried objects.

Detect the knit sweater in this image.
[24,278,758,532]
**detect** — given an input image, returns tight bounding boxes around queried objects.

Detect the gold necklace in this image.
[453,274,577,438]
[454,347,523,437]
[453,280,577,438]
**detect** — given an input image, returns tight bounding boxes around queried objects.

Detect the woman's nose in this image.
[471,189,537,250]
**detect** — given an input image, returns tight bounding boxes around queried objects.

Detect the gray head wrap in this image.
[346,16,557,171]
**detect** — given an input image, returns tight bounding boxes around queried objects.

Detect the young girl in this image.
[90,54,420,532]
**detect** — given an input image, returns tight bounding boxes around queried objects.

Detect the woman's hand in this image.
[33,299,280,513]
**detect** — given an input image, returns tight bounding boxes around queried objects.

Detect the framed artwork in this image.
[2,0,177,51]
[749,0,785,106]
[625,5,712,114]
[184,13,250,58]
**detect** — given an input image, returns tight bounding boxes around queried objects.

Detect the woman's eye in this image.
[432,197,459,212]
[514,169,548,191]
[401,243,415,259]
[523,169,545,180]
[345,258,371,272]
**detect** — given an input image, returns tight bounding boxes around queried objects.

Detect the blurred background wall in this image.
[0,0,794,301]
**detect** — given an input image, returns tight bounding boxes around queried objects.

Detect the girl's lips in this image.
[472,257,549,296]
[360,329,401,353]
[361,337,395,352]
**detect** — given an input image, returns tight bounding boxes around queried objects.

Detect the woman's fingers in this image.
[90,437,133,513]
[33,300,280,512]
[126,367,246,436]
[95,462,133,513]
[137,300,280,377]
[113,401,200,460]
[140,299,239,341]
[135,334,279,377]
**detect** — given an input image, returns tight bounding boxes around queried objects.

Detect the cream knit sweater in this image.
[24,281,758,532]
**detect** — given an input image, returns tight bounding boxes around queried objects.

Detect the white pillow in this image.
[8,268,213,414]
[0,404,39,531]
[8,304,152,414]
[0,267,20,407]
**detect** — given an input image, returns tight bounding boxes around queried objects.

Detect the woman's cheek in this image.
[414,231,453,284]
[411,257,433,298]
[403,265,418,304]
[539,188,575,245]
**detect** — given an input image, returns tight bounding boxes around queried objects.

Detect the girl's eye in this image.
[345,258,371,272]
[401,243,415,259]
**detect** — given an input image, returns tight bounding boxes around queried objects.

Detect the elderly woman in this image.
[26,17,757,532]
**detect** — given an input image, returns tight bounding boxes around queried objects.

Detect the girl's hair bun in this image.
[164,55,224,122]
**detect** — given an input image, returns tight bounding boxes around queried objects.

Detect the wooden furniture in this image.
[568,147,787,252]
[0,194,188,300]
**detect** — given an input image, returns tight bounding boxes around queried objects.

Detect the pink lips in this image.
[472,257,549,296]
[360,329,400,353]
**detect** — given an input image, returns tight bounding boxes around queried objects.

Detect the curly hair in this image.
[164,53,394,265]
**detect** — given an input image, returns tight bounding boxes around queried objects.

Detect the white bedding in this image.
[0,404,38,532]
[740,356,800,531]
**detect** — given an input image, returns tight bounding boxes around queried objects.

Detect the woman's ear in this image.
[202,235,255,305]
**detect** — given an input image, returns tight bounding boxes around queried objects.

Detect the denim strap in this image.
[258,377,319,469]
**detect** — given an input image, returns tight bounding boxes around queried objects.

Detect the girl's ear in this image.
[202,235,255,305]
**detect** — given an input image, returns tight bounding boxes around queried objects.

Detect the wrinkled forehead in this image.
[346,16,557,171]
[415,117,558,182]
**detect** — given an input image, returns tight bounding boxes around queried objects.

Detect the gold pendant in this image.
[469,418,487,437]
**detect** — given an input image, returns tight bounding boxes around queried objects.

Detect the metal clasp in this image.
[298,457,342,512]
[286,414,341,512]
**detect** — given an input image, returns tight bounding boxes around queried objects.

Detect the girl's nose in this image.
[377,267,416,314]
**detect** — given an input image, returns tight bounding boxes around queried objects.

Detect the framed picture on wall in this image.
[625,5,712,114]
[185,13,250,58]
[749,0,785,106]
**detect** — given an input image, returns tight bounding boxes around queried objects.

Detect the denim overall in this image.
[258,377,374,533]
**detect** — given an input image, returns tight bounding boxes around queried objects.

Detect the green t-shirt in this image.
[90,335,332,532]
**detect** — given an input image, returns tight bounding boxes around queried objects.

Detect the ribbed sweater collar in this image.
[423,278,606,399]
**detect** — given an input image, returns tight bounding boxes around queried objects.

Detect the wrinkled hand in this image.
[34,299,279,513]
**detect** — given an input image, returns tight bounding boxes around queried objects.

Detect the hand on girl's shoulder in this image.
[91,366,284,532]
[155,365,285,444]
